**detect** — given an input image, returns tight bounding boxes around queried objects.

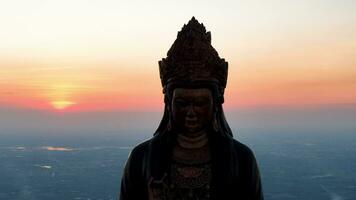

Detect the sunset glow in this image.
[0,1,355,112]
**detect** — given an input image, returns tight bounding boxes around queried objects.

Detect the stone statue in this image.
[119,17,264,200]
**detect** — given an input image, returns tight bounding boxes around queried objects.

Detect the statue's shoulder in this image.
[229,137,257,161]
[128,135,162,158]
[129,138,152,158]
[123,138,153,176]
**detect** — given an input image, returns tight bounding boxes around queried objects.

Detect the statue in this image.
[119,17,264,200]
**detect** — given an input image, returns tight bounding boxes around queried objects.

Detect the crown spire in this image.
[159,17,228,103]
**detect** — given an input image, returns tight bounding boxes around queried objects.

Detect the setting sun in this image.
[51,100,76,110]
[45,83,82,110]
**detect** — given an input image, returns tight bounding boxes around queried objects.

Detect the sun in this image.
[46,83,80,110]
[51,100,76,110]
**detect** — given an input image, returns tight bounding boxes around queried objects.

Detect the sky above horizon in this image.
[1,0,355,112]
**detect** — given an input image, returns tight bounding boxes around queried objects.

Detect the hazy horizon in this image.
[1,104,355,138]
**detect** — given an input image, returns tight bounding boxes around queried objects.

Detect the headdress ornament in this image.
[158,17,228,103]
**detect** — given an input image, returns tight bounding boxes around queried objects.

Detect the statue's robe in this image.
[119,131,264,200]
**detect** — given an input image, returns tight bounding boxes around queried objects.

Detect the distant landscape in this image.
[1,106,355,200]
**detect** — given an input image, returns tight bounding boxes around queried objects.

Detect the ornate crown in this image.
[158,17,228,97]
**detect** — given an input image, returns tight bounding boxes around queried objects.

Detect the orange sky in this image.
[0,1,355,112]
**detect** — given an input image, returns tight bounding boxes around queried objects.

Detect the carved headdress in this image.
[155,17,233,138]
[159,17,228,104]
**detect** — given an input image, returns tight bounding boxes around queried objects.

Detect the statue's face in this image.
[171,88,214,135]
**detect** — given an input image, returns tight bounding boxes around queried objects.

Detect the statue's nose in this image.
[186,105,196,118]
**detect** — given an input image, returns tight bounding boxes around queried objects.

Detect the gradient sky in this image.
[1,0,355,112]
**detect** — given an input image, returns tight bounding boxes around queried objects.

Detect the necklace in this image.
[177,131,209,149]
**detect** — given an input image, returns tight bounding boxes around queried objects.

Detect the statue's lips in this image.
[185,119,198,126]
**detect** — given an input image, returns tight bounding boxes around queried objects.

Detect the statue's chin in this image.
[182,126,206,137]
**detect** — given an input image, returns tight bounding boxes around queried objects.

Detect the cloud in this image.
[310,174,333,179]
[34,164,52,169]
[41,146,74,151]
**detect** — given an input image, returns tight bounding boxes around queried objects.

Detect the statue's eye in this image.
[174,100,188,107]
[194,100,209,107]
[195,102,205,107]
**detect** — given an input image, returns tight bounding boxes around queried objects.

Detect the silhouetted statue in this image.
[120,17,263,200]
